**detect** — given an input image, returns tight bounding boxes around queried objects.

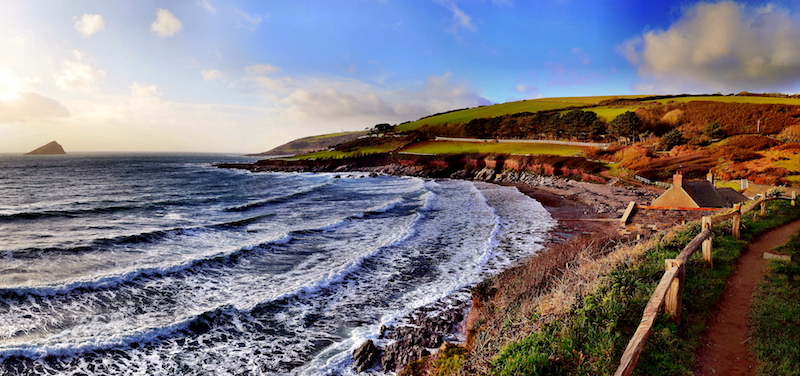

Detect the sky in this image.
[3,0,800,153]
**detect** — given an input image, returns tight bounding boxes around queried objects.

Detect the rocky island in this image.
[25,141,66,155]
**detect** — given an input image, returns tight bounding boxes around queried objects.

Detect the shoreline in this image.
[216,161,659,373]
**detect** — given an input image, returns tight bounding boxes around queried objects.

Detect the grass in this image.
[586,107,641,122]
[714,180,742,190]
[395,96,648,132]
[751,228,800,376]
[397,140,585,156]
[488,201,800,376]
[287,141,404,159]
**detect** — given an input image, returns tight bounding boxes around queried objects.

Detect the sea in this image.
[0,153,555,375]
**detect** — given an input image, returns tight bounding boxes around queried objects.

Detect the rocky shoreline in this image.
[218,156,659,374]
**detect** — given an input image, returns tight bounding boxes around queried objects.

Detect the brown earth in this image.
[694,218,800,376]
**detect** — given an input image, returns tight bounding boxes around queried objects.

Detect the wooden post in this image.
[664,259,684,323]
[760,201,767,216]
[792,191,797,207]
[702,216,713,267]
[732,204,742,240]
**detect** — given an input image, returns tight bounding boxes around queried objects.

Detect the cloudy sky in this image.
[3,0,800,153]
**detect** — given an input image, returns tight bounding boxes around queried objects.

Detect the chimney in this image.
[673,172,683,187]
[707,172,715,186]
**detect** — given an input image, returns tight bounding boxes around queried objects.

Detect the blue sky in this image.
[2,0,800,152]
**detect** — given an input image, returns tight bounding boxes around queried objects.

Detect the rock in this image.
[381,343,430,372]
[352,339,381,372]
[25,141,66,155]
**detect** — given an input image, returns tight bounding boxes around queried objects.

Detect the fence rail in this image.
[614,192,797,376]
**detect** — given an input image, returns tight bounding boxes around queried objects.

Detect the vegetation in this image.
[751,229,800,376]
[397,140,585,156]
[259,93,800,187]
[395,95,648,133]
[253,130,368,156]
[464,201,800,376]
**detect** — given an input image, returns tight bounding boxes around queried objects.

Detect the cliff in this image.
[25,141,66,155]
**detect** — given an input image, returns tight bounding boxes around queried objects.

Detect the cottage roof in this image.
[683,181,729,208]
[716,187,749,206]
[651,173,751,209]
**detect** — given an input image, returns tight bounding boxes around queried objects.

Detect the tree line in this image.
[413,109,646,142]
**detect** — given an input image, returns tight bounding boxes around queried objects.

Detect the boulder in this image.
[352,339,381,372]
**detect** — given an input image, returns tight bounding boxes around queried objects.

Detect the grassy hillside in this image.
[250,131,368,156]
[395,95,648,132]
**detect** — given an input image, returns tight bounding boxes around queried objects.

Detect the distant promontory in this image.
[25,141,66,155]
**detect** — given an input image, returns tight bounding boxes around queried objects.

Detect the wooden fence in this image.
[614,191,797,376]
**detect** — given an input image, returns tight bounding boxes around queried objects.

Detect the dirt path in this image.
[694,218,800,376]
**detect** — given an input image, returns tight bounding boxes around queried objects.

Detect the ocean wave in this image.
[223,177,334,212]
[0,304,243,358]
[0,194,418,297]
[0,204,141,222]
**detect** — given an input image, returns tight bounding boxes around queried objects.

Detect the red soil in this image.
[694,219,800,376]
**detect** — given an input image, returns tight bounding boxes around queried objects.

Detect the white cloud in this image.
[245,64,280,75]
[151,9,183,38]
[622,1,800,93]
[75,14,105,36]
[273,72,488,122]
[0,92,70,122]
[438,1,476,33]
[235,9,268,31]
[55,57,106,91]
[196,0,216,13]
[515,83,538,93]
[0,68,68,122]
[0,68,40,101]
[201,69,225,81]
[129,82,161,97]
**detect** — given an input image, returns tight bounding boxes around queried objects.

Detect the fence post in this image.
[792,191,797,207]
[702,216,713,268]
[664,259,684,323]
[760,201,767,216]
[732,204,742,240]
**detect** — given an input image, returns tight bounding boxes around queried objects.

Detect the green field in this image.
[585,106,640,122]
[287,141,405,160]
[397,140,585,156]
[395,95,648,132]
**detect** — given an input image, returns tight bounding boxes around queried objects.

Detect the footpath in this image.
[694,218,800,376]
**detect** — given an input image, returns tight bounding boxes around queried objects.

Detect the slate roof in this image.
[716,187,749,206]
[683,181,729,208]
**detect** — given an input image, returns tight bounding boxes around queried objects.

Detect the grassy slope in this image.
[395,95,648,132]
[397,140,585,156]
[751,229,800,376]
[286,140,406,160]
[252,131,368,155]
[488,201,800,376]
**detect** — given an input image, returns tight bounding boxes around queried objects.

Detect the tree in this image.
[702,121,725,139]
[608,111,642,142]
[374,123,395,133]
[660,128,684,150]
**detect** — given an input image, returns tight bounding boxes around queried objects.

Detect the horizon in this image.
[3,1,800,153]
